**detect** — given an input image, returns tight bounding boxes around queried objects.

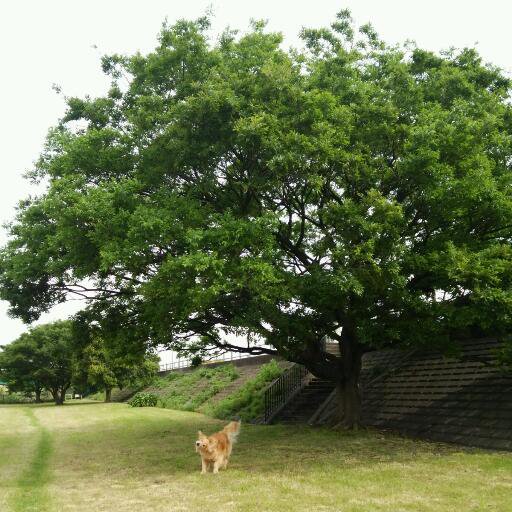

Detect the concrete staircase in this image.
[272,377,335,424]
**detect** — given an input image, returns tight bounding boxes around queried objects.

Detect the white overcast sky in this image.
[1,0,511,345]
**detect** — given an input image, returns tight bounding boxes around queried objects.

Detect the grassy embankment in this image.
[90,359,286,422]
[1,402,511,512]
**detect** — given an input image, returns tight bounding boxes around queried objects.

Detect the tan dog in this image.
[195,420,241,474]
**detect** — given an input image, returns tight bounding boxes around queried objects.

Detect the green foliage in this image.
[85,388,136,402]
[128,392,158,407]
[137,361,281,421]
[0,321,75,405]
[1,11,512,386]
[156,364,239,411]
[190,355,203,368]
[72,329,159,401]
[0,338,42,397]
[86,390,107,401]
[206,360,283,421]
[0,392,33,404]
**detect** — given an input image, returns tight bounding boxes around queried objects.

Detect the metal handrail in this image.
[158,351,259,372]
[264,363,309,423]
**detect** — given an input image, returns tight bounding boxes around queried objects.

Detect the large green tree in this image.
[1,12,512,426]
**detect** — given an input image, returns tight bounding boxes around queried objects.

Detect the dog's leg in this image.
[212,460,222,474]
[222,458,228,469]
[201,458,208,474]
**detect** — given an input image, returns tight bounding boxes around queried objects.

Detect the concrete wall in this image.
[361,338,512,450]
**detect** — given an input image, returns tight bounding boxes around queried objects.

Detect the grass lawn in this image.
[0,402,511,512]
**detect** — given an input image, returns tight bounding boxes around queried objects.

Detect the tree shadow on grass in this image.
[9,402,506,487]
[60,400,114,407]
[0,400,106,409]
[0,401,108,409]
[52,407,502,482]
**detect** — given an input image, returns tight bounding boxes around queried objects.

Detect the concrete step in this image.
[271,377,335,424]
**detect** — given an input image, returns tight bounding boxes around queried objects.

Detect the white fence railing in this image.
[158,351,261,372]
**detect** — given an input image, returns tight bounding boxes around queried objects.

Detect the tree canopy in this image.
[0,333,45,401]
[1,11,512,425]
[72,325,159,402]
[0,321,75,404]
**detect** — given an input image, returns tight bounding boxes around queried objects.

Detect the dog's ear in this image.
[197,430,206,439]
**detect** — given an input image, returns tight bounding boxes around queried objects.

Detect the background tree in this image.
[0,335,44,402]
[74,331,159,402]
[1,12,512,426]
[1,321,75,405]
[35,321,75,405]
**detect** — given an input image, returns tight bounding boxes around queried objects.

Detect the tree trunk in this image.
[334,325,363,429]
[59,387,67,405]
[50,388,60,405]
[335,372,362,429]
[34,388,42,403]
[54,387,67,406]
[105,388,112,403]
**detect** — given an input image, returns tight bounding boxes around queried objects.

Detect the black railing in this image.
[264,363,309,423]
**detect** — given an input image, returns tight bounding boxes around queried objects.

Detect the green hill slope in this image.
[133,359,288,421]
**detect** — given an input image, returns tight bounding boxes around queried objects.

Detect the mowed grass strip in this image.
[0,405,40,511]
[25,402,512,512]
[9,407,53,512]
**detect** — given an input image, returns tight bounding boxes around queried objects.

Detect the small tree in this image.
[72,318,159,402]
[80,339,118,402]
[0,334,44,402]
[1,321,75,405]
[36,322,75,405]
[82,340,158,402]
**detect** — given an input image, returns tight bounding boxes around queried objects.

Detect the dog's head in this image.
[195,431,216,453]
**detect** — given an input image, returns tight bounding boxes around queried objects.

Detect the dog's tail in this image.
[223,419,241,443]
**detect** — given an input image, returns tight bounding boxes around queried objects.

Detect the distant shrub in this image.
[0,392,32,404]
[86,391,105,401]
[128,392,158,407]
[190,355,203,367]
[87,388,138,402]
[207,360,284,421]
